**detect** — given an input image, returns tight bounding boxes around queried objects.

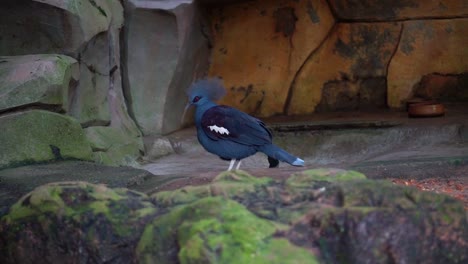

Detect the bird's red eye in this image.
[193,96,201,103]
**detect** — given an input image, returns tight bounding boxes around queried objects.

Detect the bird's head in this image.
[186,77,226,106]
[181,77,226,123]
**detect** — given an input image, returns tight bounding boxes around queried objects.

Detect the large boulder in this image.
[0,54,78,113]
[124,0,211,135]
[151,169,467,263]
[283,171,467,263]
[208,0,335,117]
[137,196,318,263]
[0,161,154,216]
[0,182,158,263]
[0,110,93,169]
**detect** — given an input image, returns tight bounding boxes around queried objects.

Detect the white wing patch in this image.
[208,125,230,135]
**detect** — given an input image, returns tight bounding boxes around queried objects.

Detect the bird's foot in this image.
[227,159,236,171]
[227,159,242,171]
[235,160,242,170]
[292,158,305,166]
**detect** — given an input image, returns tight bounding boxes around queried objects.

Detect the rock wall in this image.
[0,0,143,168]
[208,0,468,116]
[124,0,210,136]
[0,0,211,168]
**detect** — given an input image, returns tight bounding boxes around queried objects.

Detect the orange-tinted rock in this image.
[387,19,468,108]
[414,73,468,101]
[208,0,334,117]
[287,22,401,115]
[329,0,468,21]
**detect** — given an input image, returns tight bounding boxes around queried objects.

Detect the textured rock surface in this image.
[125,0,210,135]
[68,65,111,125]
[143,136,175,160]
[0,182,158,263]
[284,181,467,263]
[387,18,468,108]
[413,73,468,101]
[287,22,401,115]
[0,0,112,56]
[0,54,78,113]
[0,161,154,217]
[84,126,144,166]
[0,0,144,167]
[66,0,121,126]
[152,169,467,263]
[328,0,468,21]
[205,0,468,115]
[137,196,318,263]
[0,110,93,169]
[0,169,466,263]
[208,0,334,117]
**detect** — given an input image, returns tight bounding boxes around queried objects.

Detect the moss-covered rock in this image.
[152,169,467,263]
[152,170,272,207]
[0,182,158,263]
[285,201,467,263]
[287,168,366,186]
[0,54,79,112]
[137,196,318,264]
[84,126,144,166]
[0,169,466,263]
[0,110,93,169]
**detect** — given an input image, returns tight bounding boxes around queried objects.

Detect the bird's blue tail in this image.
[258,144,304,166]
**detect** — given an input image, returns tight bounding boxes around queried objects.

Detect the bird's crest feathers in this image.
[187,77,226,101]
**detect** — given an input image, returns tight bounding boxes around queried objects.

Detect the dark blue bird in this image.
[183,78,304,171]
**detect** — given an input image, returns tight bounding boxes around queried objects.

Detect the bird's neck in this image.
[195,101,217,124]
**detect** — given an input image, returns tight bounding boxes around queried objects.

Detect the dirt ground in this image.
[392,176,468,210]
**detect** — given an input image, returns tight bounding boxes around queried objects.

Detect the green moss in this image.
[137,197,285,263]
[339,180,418,208]
[84,126,143,166]
[152,185,212,207]
[0,110,93,169]
[3,182,158,239]
[253,238,319,264]
[0,54,77,112]
[152,171,273,207]
[213,170,273,185]
[287,168,366,188]
[3,185,65,222]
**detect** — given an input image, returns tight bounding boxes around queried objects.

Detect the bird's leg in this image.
[235,160,242,171]
[227,159,236,171]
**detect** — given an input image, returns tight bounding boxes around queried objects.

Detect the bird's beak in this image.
[181,102,192,124]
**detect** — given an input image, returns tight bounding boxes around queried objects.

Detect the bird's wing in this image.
[201,105,272,146]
